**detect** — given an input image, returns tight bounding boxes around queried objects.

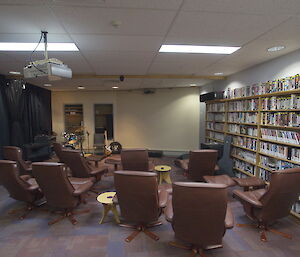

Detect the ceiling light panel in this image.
[159,45,241,54]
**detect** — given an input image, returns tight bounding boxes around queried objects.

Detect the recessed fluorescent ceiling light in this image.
[9,71,21,75]
[214,72,224,75]
[267,45,285,52]
[44,84,52,87]
[189,84,197,87]
[159,45,240,54]
[78,86,85,89]
[112,86,119,89]
[0,42,79,51]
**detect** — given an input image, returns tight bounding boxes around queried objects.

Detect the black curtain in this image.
[0,76,10,159]
[0,76,52,156]
[4,80,26,146]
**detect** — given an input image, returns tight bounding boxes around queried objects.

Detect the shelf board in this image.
[227,110,258,113]
[260,124,300,130]
[257,164,275,172]
[206,120,225,123]
[231,155,256,166]
[227,122,258,126]
[207,111,225,113]
[233,167,255,177]
[227,132,257,139]
[261,109,300,112]
[205,137,224,143]
[206,129,225,133]
[259,138,300,148]
[259,152,300,165]
[232,144,257,153]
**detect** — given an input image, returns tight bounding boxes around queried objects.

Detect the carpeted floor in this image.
[0,156,300,257]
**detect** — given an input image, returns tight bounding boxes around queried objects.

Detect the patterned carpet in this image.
[0,157,300,257]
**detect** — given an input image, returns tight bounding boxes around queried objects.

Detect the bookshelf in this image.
[205,87,300,219]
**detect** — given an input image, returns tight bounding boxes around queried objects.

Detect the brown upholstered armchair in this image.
[61,149,107,182]
[32,162,94,225]
[184,150,219,181]
[0,160,43,219]
[3,146,32,175]
[114,170,168,242]
[164,182,234,257]
[52,142,66,163]
[233,168,300,242]
[120,148,154,172]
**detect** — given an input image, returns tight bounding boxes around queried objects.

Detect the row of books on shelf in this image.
[228,99,258,111]
[232,147,256,163]
[207,131,225,141]
[224,74,300,99]
[261,128,300,144]
[259,168,271,182]
[261,112,300,127]
[206,122,224,131]
[260,155,300,171]
[228,124,258,137]
[261,94,300,110]
[207,113,225,122]
[207,103,225,112]
[260,142,288,159]
[233,159,255,175]
[228,113,257,124]
[233,136,257,151]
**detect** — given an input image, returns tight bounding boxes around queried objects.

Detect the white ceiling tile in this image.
[140,78,208,89]
[167,11,290,46]
[51,6,176,36]
[183,0,300,15]
[0,5,66,33]
[47,0,183,10]
[0,0,42,4]
[72,34,163,52]
[149,53,222,74]
[83,51,154,74]
[0,33,72,43]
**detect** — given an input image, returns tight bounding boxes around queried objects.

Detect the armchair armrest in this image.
[225,205,234,229]
[158,189,168,208]
[164,196,173,223]
[73,181,93,196]
[20,175,32,182]
[233,189,263,208]
[27,185,39,191]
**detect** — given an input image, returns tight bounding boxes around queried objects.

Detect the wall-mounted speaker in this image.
[200,91,224,102]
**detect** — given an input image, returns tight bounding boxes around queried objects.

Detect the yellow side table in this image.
[97,192,120,224]
[155,165,172,184]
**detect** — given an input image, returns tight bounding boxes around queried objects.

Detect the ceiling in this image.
[1,0,300,91]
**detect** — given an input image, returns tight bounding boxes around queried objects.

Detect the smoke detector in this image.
[111,20,122,28]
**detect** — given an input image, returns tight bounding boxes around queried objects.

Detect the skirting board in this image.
[162,150,189,157]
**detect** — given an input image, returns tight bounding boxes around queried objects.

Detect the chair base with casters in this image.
[236,222,292,242]
[168,241,223,257]
[119,220,162,242]
[8,202,40,220]
[48,208,90,225]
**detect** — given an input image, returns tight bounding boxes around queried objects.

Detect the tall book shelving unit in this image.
[205,88,300,220]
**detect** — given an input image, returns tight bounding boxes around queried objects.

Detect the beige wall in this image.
[52,87,200,151]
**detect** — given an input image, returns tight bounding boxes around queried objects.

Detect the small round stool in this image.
[155,165,172,184]
[97,192,120,224]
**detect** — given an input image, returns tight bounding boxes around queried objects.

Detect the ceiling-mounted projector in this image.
[23,31,72,81]
[24,58,72,81]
